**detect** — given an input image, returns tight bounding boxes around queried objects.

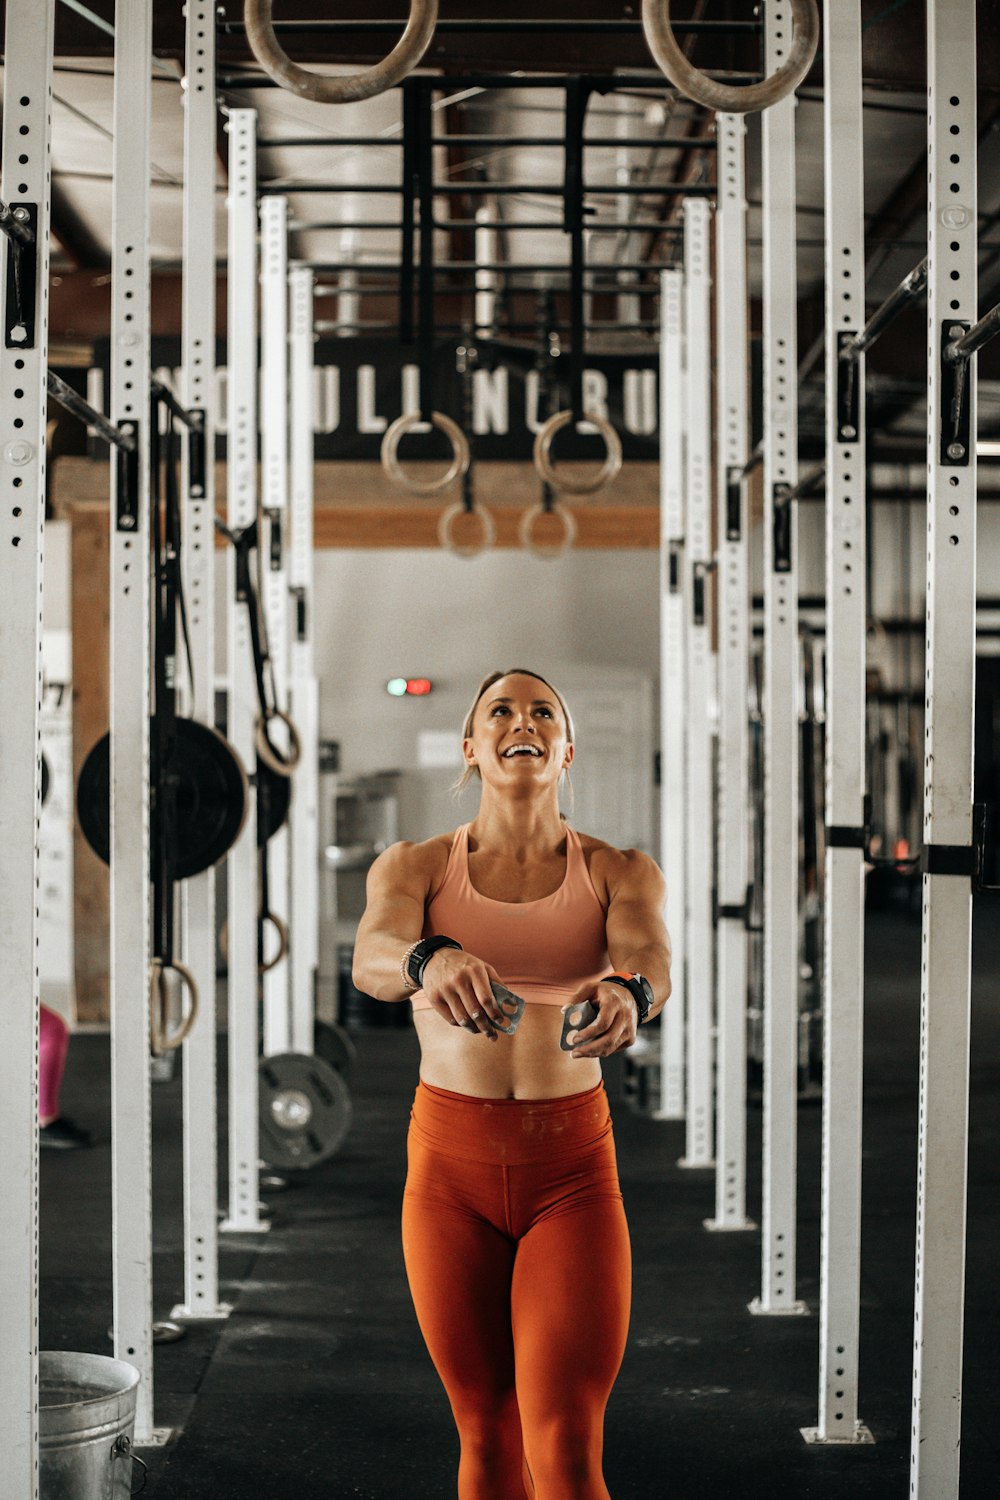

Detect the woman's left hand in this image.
[562,982,637,1059]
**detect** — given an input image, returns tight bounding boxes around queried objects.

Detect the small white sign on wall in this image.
[417,730,463,769]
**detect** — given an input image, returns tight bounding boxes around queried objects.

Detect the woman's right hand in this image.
[419,949,506,1040]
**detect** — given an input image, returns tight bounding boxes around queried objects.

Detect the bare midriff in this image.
[412,1002,603,1100]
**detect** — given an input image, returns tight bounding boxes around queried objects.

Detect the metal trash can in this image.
[40,1351,145,1498]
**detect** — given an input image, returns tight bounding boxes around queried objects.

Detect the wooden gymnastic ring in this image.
[437,501,496,559]
[149,958,200,1056]
[641,0,820,115]
[255,708,302,777]
[518,501,577,560]
[244,0,437,105]
[381,411,471,496]
[260,911,290,975]
[533,410,622,496]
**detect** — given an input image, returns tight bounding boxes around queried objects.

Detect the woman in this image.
[353,669,671,1500]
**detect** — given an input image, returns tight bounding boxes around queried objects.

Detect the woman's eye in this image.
[490,705,509,716]
[536,708,552,718]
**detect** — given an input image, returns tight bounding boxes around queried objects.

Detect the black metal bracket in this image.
[116,421,140,532]
[921,842,977,878]
[772,485,792,572]
[294,585,307,642]
[692,560,712,626]
[825,824,867,849]
[714,884,762,934]
[268,509,283,570]
[668,540,682,593]
[726,467,742,541]
[187,408,206,499]
[4,202,37,349]
[940,320,971,467]
[836,332,860,443]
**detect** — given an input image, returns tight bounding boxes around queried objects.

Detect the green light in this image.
[386,678,408,697]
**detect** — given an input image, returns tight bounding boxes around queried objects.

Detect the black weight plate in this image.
[256,760,291,848]
[41,751,50,807]
[314,1019,357,1081]
[258,1052,353,1171]
[77,718,249,878]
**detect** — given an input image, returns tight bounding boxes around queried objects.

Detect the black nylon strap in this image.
[409,935,463,988]
[825,824,867,849]
[921,843,977,878]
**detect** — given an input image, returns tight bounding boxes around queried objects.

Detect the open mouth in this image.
[501,745,543,759]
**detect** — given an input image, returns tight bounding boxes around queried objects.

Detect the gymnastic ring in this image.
[149,958,200,1056]
[244,0,437,105]
[255,708,302,777]
[259,912,290,975]
[381,411,471,496]
[438,501,496,559]
[518,501,578,561]
[533,410,622,496]
[642,0,819,115]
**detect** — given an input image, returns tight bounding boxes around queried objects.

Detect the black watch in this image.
[604,972,654,1025]
[407,935,462,988]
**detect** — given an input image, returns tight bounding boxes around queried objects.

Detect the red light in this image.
[406,678,432,696]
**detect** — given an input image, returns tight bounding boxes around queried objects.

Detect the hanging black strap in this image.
[563,78,592,423]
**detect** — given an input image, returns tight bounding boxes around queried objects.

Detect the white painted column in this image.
[679,199,715,1172]
[910,3,978,1492]
[288,266,320,1057]
[655,268,686,1122]
[221,109,267,1235]
[802,0,872,1446]
[173,0,230,1324]
[0,3,55,1492]
[708,115,754,1234]
[750,1,808,1320]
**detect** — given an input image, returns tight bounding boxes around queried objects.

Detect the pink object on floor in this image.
[39,1004,69,1122]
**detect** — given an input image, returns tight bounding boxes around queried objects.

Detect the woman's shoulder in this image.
[574,832,663,902]
[369,828,463,895]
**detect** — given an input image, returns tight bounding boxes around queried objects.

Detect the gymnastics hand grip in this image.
[560,999,600,1052]
[490,982,526,1035]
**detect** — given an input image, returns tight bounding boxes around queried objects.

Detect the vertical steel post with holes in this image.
[708,115,754,1233]
[750,1,808,1319]
[910,3,977,1492]
[222,109,267,1234]
[0,3,55,1492]
[289,267,320,1057]
[656,269,686,1122]
[802,0,872,1446]
[110,0,166,1439]
[679,199,715,1171]
[173,0,230,1324]
[259,194,292,1058]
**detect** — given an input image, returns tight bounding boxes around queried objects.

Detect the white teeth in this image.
[503,746,541,758]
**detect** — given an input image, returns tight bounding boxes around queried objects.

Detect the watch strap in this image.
[604,972,653,1024]
[406,935,462,988]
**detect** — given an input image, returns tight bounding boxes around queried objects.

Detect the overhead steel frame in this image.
[110,0,169,1442]
[678,198,715,1172]
[750,1,808,1320]
[221,109,267,1235]
[173,0,230,1326]
[911,2,978,1492]
[0,2,55,1492]
[289,266,320,1058]
[260,194,292,1058]
[655,268,686,1123]
[802,0,872,1446]
[707,114,754,1234]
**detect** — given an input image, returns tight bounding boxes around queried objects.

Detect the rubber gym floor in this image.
[41,904,999,1500]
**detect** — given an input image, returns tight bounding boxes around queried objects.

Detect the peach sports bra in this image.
[409,822,611,1012]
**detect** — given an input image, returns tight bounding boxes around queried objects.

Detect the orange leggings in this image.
[402,1079,631,1500]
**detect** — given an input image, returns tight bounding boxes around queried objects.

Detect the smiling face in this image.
[462,672,574,799]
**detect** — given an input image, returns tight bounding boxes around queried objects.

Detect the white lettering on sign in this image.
[314,366,340,434]
[473,366,509,435]
[524,369,545,434]
[401,364,431,433]
[623,368,657,435]
[357,364,387,433]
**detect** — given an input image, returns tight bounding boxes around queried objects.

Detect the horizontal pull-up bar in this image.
[943,298,1000,363]
[47,371,136,452]
[258,133,719,151]
[219,70,759,93]
[839,256,928,362]
[300,258,678,274]
[260,180,717,198]
[223,17,760,36]
[0,200,34,247]
[290,218,687,234]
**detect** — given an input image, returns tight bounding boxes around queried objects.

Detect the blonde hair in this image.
[452,668,575,807]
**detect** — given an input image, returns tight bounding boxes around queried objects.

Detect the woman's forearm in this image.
[352,930,420,1004]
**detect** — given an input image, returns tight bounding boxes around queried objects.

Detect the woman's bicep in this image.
[355,843,429,946]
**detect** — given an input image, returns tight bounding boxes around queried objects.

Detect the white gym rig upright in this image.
[289,266,321,1058]
[679,198,715,1172]
[109,0,170,1443]
[802,0,872,1447]
[173,0,231,1326]
[708,113,754,1235]
[911,1,978,1493]
[259,193,293,1058]
[222,108,267,1235]
[656,268,686,1122]
[0,1,55,1491]
[750,0,807,1320]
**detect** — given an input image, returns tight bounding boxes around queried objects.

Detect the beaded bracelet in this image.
[400,940,423,991]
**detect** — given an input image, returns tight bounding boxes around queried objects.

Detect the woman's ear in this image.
[462,736,477,768]
[563,743,575,769]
